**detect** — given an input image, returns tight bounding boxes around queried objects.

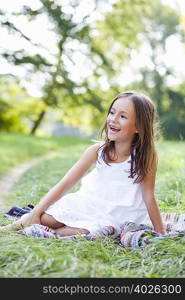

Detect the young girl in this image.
[0,91,165,236]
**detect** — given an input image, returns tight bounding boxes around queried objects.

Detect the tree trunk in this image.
[30,109,46,135]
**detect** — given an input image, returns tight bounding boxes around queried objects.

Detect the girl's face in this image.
[106,97,138,143]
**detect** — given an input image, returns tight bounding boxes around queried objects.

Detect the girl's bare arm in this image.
[141,163,165,234]
[32,142,100,216]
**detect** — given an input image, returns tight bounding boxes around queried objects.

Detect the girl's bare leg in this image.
[0,211,62,231]
[40,213,90,236]
[54,226,90,236]
[0,212,90,236]
[40,213,65,229]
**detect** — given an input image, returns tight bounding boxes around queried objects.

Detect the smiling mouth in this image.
[109,126,120,133]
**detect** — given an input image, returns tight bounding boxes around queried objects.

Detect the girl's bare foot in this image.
[55,225,89,236]
[0,212,38,231]
[0,218,23,231]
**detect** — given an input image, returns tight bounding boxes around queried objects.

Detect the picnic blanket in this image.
[3,204,185,248]
[14,211,185,249]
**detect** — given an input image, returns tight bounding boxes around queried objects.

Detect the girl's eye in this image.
[109,111,127,119]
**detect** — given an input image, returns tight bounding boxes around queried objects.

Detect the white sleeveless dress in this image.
[45,144,150,234]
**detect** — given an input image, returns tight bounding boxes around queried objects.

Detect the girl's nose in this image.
[110,113,119,122]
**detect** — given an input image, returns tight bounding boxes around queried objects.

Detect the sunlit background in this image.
[0,0,185,139]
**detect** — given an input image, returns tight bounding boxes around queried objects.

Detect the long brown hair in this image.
[97,91,159,183]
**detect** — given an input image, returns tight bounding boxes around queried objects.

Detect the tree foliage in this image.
[0,0,109,133]
[0,0,184,139]
[0,76,46,133]
[119,0,185,139]
[0,0,156,134]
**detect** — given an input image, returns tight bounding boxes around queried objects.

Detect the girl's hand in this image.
[20,210,41,228]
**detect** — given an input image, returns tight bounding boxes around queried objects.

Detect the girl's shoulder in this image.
[77,142,102,167]
[90,140,104,150]
[88,140,104,160]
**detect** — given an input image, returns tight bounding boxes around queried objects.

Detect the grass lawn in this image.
[0,133,90,179]
[0,134,185,278]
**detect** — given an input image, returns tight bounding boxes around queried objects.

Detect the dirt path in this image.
[0,152,56,210]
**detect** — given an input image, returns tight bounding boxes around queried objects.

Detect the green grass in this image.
[0,134,185,278]
[0,132,90,179]
[156,141,185,212]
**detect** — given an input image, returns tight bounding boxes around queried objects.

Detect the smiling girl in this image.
[0,91,165,235]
